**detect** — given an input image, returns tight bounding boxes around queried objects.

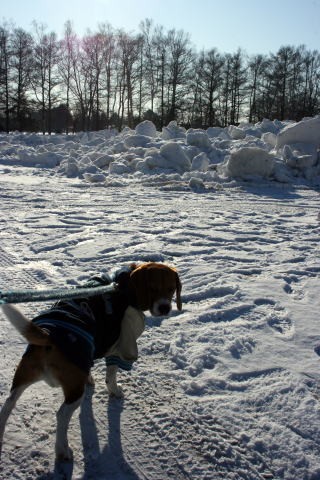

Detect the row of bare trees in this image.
[1,18,320,133]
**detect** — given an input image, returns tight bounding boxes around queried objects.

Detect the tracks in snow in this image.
[0,246,274,479]
[77,356,275,480]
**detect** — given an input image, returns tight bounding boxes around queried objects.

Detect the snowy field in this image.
[0,117,320,479]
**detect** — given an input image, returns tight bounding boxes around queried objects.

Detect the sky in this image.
[2,0,320,55]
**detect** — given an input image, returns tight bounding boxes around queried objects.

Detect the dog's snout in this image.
[158,303,171,316]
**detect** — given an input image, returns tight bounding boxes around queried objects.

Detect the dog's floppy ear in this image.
[129,265,150,311]
[175,271,182,311]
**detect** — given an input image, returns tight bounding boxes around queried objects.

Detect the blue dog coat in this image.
[29,268,145,374]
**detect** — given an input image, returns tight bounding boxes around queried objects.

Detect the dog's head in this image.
[129,262,182,316]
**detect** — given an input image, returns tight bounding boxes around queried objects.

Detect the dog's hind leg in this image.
[0,352,43,459]
[55,374,87,463]
[0,384,28,459]
[55,396,83,462]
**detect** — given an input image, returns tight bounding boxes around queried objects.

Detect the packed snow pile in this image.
[276,116,320,149]
[222,147,276,178]
[0,117,320,187]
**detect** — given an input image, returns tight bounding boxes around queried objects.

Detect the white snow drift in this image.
[0,116,320,186]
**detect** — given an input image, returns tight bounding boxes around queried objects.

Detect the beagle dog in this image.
[0,262,182,462]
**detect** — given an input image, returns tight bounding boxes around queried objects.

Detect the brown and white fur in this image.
[0,262,182,462]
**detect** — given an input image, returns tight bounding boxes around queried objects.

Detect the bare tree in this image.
[59,20,76,133]
[196,48,223,126]
[2,16,320,131]
[31,22,61,134]
[11,28,33,130]
[270,46,294,120]
[301,48,320,117]
[229,49,247,124]
[64,31,96,131]
[98,23,116,127]
[116,30,140,128]
[221,54,231,126]
[247,54,266,123]
[82,31,106,129]
[140,19,158,114]
[0,23,11,132]
[154,24,167,126]
[166,29,193,123]
[219,50,247,125]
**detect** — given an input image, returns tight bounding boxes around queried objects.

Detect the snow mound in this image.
[160,142,191,173]
[186,129,211,149]
[283,143,318,169]
[109,160,132,175]
[223,147,276,179]
[228,125,246,140]
[124,134,153,148]
[1,116,320,188]
[83,172,107,183]
[191,152,210,172]
[18,150,63,168]
[206,126,225,138]
[135,120,157,137]
[161,121,186,140]
[276,116,320,149]
[189,176,205,190]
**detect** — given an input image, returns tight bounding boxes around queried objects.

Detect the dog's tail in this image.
[1,304,50,345]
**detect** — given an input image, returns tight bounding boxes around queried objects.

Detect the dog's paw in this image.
[55,446,73,463]
[107,383,124,399]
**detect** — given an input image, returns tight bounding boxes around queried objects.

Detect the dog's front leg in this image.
[106,365,124,398]
[55,396,83,462]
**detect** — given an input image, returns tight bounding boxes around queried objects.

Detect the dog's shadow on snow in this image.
[79,386,140,480]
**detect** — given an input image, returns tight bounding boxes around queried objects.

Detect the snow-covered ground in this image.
[0,117,320,479]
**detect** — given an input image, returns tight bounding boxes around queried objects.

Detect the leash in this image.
[0,283,116,305]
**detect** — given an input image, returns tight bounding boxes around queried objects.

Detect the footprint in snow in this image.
[283,282,293,294]
[229,337,256,359]
[254,295,295,337]
[254,298,276,306]
[267,310,294,336]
